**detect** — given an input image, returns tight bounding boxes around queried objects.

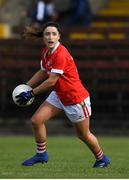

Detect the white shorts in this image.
[46,91,91,123]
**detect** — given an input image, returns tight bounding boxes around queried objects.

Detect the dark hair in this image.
[42,21,61,34]
[23,21,61,39]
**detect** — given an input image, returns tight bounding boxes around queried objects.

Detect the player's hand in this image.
[15,90,34,106]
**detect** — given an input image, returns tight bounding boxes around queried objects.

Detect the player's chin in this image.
[47,42,55,48]
[48,45,55,49]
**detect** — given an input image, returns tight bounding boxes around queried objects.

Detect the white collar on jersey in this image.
[50,41,60,54]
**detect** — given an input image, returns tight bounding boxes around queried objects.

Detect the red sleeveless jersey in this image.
[41,43,89,105]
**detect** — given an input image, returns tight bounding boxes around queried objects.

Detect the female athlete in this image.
[16,21,110,167]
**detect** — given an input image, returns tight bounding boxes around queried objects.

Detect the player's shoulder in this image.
[41,47,47,55]
[57,43,70,56]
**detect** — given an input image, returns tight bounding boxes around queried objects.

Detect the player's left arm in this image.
[15,73,58,106]
[33,53,66,95]
[32,72,60,95]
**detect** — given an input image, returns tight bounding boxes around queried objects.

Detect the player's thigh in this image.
[73,118,90,137]
[32,101,62,123]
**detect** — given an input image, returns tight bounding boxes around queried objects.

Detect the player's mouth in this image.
[48,41,55,47]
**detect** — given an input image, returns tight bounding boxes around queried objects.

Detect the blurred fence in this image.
[0,26,129,135]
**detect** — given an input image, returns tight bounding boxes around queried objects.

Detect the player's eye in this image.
[44,32,50,36]
[52,32,57,36]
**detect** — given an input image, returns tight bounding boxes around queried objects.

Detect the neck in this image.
[48,41,60,54]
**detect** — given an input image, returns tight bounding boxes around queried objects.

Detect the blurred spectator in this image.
[62,0,93,26]
[22,0,58,27]
[0,0,5,7]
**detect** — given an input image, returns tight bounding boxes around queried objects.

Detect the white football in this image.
[12,84,35,107]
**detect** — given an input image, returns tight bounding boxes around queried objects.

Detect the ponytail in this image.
[23,26,43,39]
[23,21,61,39]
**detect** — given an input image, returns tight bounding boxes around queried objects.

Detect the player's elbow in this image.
[47,79,57,87]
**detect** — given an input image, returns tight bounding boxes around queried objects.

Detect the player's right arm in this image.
[27,69,48,88]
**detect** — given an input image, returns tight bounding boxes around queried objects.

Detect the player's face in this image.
[43,26,60,50]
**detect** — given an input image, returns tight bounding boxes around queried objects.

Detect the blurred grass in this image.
[0,136,129,178]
